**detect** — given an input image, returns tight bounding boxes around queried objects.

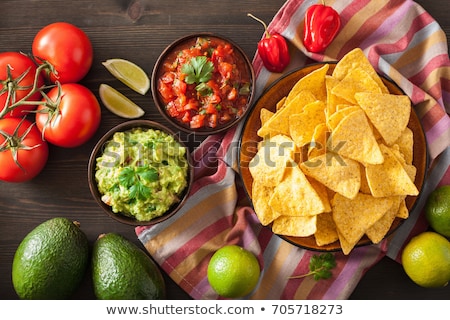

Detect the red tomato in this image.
[0,52,44,118]
[32,22,93,84]
[35,83,101,148]
[0,118,49,182]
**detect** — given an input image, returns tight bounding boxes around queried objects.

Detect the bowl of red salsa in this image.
[151,33,255,135]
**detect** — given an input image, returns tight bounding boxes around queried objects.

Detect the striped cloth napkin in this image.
[136,0,450,299]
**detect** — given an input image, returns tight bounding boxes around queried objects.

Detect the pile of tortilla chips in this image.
[249,48,419,255]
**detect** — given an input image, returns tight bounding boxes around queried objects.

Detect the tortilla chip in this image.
[272,215,317,237]
[269,166,326,217]
[300,153,361,200]
[276,96,287,111]
[331,68,382,104]
[390,144,417,182]
[365,144,419,197]
[286,64,329,105]
[355,92,411,146]
[393,127,414,164]
[366,196,403,243]
[325,75,351,120]
[260,108,274,126]
[332,192,396,248]
[332,48,389,93]
[330,109,384,165]
[308,123,329,158]
[289,100,326,147]
[396,197,409,219]
[315,212,339,246]
[307,176,331,212]
[326,105,361,131]
[249,135,297,187]
[337,229,358,255]
[359,163,372,194]
[257,90,316,137]
[252,180,280,226]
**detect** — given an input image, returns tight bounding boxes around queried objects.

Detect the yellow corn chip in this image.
[315,212,339,246]
[355,92,411,146]
[330,109,384,165]
[393,127,414,164]
[286,64,329,105]
[257,90,316,137]
[307,176,332,212]
[276,96,287,111]
[260,108,274,126]
[272,215,317,237]
[390,144,417,182]
[249,135,296,187]
[289,100,326,147]
[331,68,382,104]
[359,163,372,194]
[252,179,280,226]
[332,48,389,93]
[396,197,409,219]
[325,75,350,120]
[269,166,326,217]
[332,192,396,247]
[337,229,358,255]
[365,144,419,197]
[300,153,361,200]
[326,105,361,131]
[308,123,329,158]
[366,196,403,243]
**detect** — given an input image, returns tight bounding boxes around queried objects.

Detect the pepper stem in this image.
[247,13,271,38]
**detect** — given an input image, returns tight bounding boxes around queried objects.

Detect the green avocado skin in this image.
[12,217,89,299]
[92,233,166,300]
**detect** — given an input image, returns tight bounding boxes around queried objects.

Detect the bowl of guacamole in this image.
[88,120,193,226]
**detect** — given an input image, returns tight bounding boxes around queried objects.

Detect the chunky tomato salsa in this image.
[157,36,252,129]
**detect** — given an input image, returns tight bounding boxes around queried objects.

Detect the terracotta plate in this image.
[238,62,428,252]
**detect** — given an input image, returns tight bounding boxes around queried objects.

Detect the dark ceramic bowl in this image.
[151,32,255,135]
[238,62,428,252]
[88,120,194,226]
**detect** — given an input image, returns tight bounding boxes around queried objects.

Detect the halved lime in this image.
[99,84,145,119]
[102,58,150,95]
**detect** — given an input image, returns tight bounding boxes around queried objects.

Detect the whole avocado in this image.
[12,217,89,299]
[92,233,166,299]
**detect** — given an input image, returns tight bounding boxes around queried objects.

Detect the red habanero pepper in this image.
[248,13,290,73]
[303,3,341,53]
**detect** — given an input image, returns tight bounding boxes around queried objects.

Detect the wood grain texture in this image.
[0,0,448,300]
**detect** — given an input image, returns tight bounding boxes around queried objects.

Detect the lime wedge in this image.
[102,58,150,95]
[99,84,145,119]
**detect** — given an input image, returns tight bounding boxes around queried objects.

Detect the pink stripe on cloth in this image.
[137,0,450,300]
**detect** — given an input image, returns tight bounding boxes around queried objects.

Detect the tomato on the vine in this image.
[0,52,45,118]
[35,83,101,148]
[0,118,49,183]
[32,22,93,84]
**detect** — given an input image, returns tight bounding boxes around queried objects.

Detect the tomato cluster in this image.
[0,22,101,182]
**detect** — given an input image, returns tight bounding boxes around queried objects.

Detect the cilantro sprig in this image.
[118,166,158,201]
[289,253,337,281]
[181,56,214,85]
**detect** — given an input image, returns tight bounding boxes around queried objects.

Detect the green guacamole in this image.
[95,127,189,221]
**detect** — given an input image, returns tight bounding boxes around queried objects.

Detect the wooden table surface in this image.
[0,0,449,300]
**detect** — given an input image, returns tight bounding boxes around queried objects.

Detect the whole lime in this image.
[207,245,260,298]
[424,185,450,237]
[401,231,450,288]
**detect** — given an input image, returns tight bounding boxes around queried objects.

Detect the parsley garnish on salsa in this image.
[157,36,252,129]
